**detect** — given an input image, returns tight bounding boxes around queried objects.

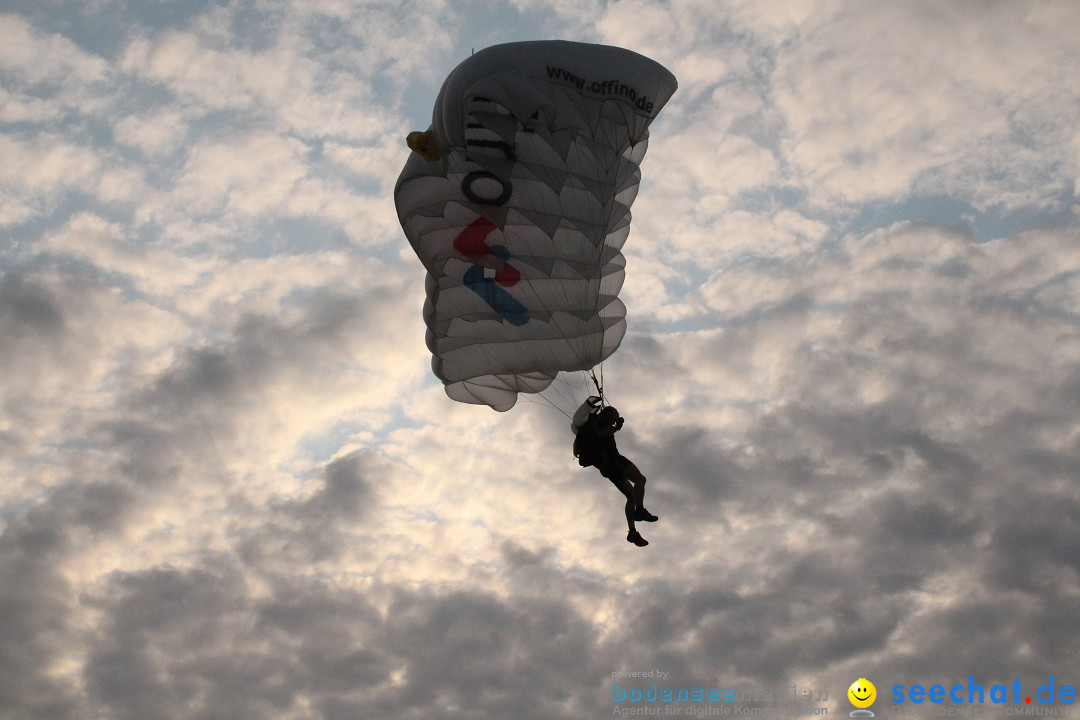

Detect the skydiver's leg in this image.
[624,462,646,511]
[612,477,636,532]
[624,462,658,521]
[613,477,648,546]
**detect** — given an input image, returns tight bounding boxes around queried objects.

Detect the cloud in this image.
[71,554,613,720]
[0,515,84,719]
[3,2,1080,718]
[0,13,108,88]
[768,2,1080,210]
[42,212,216,295]
[112,108,191,157]
[0,265,185,472]
[0,134,103,225]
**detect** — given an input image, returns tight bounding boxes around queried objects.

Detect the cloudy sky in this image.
[2,1,1079,718]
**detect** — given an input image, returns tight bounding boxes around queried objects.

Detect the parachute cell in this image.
[395,40,677,411]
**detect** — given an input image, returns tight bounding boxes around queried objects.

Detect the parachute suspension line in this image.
[522,388,573,419]
[589,366,607,408]
[553,370,583,408]
[533,367,589,419]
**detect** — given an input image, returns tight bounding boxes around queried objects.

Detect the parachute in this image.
[394,40,677,411]
[571,395,604,434]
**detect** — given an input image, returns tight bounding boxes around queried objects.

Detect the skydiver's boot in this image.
[627,530,649,547]
[633,507,658,522]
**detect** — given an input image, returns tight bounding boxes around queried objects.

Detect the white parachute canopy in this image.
[395,40,677,411]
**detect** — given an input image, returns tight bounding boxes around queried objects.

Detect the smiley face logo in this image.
[848,678,876,709]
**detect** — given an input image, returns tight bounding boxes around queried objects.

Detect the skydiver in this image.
[575,405,658,546]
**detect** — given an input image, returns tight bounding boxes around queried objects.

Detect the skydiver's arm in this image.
[593,416,624,439]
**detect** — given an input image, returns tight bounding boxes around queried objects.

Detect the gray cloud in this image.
[0,514,82,719]
[3,2,1080,719]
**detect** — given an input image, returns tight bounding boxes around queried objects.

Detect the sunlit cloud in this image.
[2,2,1079,718]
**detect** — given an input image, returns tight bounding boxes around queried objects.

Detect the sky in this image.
[2,1,1079,718]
